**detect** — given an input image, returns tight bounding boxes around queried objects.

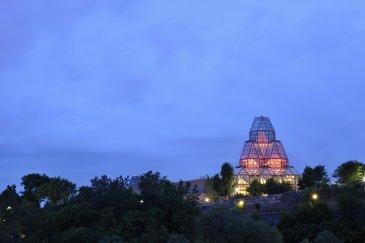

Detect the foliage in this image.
[3,165,365,243]
[298,165,330,190]
[205,177,220,202]
[206,162,235,199]
[296,202,332,224]
[98,235,124,243]
[336,190,363,220]
[301,187,318,203]
[38,177,77,206]
[0,171,201,242]
[247,178,292,196]
[278,202,332,242]
[277,185,365,243]
[21,173,50,207]
[333,160,365,186]
[220,162,235,199]
[265,178,292,195]
[137,171,200,240]
[167,234,190,243]
[195,205,283,243]
[0,185,21,208]
[247,179,266,196]
[314,230,344,243]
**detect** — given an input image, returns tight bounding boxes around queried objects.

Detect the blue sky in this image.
[1,1,365,190]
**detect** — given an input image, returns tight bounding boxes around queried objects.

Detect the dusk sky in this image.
[1,1,365,190]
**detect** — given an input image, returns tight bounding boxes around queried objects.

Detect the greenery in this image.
[195,205,283,243]
[265,178,292,195]
[0,171,200,242]
[278,186,365,243]
[247,178,292,196]
[314,230,344,243]
[247,179,266,196]
[298,165,330,190]
[1,160,365,242]
[206,162,235,200]
[277,161,365,243]
[333,160,365,186]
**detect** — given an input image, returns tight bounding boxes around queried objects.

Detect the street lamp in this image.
[311,193,318,200]
[205,197,210,203]
[237,200,245,208]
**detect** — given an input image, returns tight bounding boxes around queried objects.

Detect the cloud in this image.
[1,0,365,189]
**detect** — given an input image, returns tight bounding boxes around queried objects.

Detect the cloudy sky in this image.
[1,1,365,190]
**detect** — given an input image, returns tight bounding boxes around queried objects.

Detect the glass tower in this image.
[235,116,299,194]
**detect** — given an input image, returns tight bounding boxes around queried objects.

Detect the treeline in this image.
[0,171,282,243]
[1,161,365,242]
[0,171,201,242]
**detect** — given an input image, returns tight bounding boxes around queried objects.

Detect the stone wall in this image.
[200,191,305,225]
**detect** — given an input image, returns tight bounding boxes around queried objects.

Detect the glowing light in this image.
[237,200,245,208]
[205,197,210,203]
[6,206,11,211]
[140,200,144,204]
[362,176,365,183]
[311,193,318,200]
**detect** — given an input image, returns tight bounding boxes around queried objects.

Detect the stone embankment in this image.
[200,191,304,225]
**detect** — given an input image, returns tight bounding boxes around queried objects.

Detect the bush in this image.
[195,205,283,243]
[314,230,343,243]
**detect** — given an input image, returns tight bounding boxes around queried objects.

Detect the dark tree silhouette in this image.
[333,160,365,185]
[298,165,330,190]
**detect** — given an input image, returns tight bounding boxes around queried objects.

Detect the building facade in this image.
[235,116,299,194]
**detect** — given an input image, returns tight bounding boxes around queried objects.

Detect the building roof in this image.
[239,116,289,170]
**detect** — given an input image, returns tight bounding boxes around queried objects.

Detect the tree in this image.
[265,178,292,195]
[336,191,363,220]
[98,235,124,243]
[137,171,200,240]
[167,234,190,243]
[247,179,266,196]
[21,173,50,207]
[138,171,170,204]
[314,230,343,243]
[298,165,330,190]
[206,162,235,199]
[0,185,21,207]
[278,202,332,242]
[333,160,365,186]
[211,174,222,196]
[220,162,235,199]
[89,175,137,215]
[38,177,77,206]
[0,185,21,235]
[205,176,220,202]
[195,205,283,243]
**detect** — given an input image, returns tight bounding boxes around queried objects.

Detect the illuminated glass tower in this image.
[235,116,299,194]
